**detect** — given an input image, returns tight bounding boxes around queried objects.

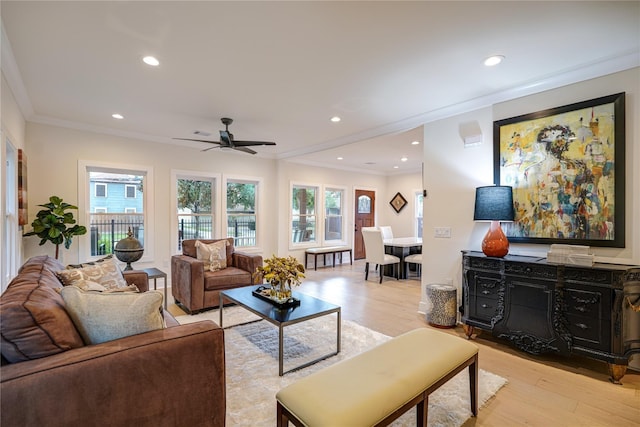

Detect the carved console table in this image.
[461,250,640,383]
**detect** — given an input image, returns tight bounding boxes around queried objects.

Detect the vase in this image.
[270,280,292,302]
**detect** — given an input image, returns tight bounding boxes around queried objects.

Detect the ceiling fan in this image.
[174,117,276,154]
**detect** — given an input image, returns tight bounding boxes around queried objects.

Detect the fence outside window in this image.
[176,215,256,249]
[90,213,144,256]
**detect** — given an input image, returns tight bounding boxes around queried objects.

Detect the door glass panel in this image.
[358,195,371,213]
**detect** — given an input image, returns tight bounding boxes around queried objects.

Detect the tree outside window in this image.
[177,179,213,246]
[292,185,316,243]
[227,181,257,247]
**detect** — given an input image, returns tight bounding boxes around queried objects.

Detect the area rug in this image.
[176,307,507,426]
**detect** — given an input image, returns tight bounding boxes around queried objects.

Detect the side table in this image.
[142,267,168,309]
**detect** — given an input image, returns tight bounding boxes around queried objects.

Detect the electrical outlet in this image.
[434,227,451,238]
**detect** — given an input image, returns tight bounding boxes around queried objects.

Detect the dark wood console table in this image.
[461,250,640,383]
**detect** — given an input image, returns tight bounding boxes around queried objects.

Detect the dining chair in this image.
[404,253,423,278]
[362,228,400,283]
[379,226,394,240]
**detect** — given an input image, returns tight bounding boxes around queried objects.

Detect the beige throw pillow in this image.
[56,255,128,290]
[195,240,228,272]
[60,286,164,345]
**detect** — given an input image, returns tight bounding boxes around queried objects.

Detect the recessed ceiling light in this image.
[143,56,160,66]
[337,157,343,160]
[330,116,341,123]
[393,166,399,169]
[484,55,504,67]
[400,156,408,162]
[112,113,124,119]
[411,141,420,145]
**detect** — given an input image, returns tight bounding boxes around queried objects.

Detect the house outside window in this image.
[291,185,317,244]
[95,183,107,197]
[80,164,151,260]
[226,179,258,248]
[125,184,136,198]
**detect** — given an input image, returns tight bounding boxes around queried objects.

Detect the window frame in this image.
[171,170,221,254]
[323,185,347,245]
[223,175,262,251]
[290,182,319,248]
[78,160,154,263]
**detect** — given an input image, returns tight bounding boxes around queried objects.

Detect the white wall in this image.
[420,68,640,367]
[1,71,26,289]
[277,160,390,261]
[384,173,422,238]
[23,122,279,268]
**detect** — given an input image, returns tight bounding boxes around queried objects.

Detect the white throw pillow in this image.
[60,286,164,345]
[195,240,228,272]
[56,255,128,290]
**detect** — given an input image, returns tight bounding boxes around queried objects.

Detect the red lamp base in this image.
[481,221,509,258]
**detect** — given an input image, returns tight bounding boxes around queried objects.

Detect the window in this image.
[415,191,424,238]
[177,176,215,250]
[78,161,154,262]
[125,184,136,198]
[226,179,258,248]
[291,185,317,243]
[95,183,107,197]
[2,140,18,291]
[324,188,344,242]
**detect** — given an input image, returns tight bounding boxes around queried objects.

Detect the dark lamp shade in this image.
[473,186,514,222]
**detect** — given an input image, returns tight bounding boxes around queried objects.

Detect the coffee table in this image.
[220,286,341,376]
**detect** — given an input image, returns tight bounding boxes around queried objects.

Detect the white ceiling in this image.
[2,1,638,175]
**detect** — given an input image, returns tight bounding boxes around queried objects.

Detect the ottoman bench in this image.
[304,246,352,270]
[276,327,479,426]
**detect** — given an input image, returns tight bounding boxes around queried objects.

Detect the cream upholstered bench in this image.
[304,246,352,270]
[276,328,479,427]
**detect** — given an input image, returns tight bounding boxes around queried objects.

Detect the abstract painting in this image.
[494,92,625,247]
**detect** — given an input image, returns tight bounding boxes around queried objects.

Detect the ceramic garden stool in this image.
[426,284,457,328]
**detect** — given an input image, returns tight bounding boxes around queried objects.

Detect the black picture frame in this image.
[390,192,408,213]
[494,92,625,247]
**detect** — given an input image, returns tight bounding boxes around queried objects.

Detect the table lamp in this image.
[473,185,514,258]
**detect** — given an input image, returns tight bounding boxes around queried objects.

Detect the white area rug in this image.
[177,307,507,426]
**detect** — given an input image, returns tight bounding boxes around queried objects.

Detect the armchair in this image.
[171,238,263,313]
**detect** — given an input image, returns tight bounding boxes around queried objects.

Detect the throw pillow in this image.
[195,240,228,272]
[56,255,128,290]
[60,286,164,345]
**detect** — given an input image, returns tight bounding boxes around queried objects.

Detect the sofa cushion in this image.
[0,256,85,363]
[60,286,164,345]
[196,239,228,272]
[204,267,253,291]
[56,255,128,290]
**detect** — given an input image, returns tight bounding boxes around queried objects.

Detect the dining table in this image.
[383,237,422,279]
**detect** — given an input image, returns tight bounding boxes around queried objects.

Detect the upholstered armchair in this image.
[171,238,263,313]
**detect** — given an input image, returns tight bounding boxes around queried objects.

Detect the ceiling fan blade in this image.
[233,146,257,155]
[201,145,222,152]
[173,137,222,145]
[232,140,277,147]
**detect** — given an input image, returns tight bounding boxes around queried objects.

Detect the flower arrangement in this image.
[255,255,305,299]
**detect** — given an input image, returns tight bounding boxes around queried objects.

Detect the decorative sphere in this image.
[114,227,144,270]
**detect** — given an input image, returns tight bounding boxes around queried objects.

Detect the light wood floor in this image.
[169,259,640,426]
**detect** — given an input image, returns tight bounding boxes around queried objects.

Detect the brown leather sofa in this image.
[172,238,263,313]
[1,256,225,427]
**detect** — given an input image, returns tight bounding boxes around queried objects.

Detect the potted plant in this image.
[255,255,305,300]
[23,195,87,259]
